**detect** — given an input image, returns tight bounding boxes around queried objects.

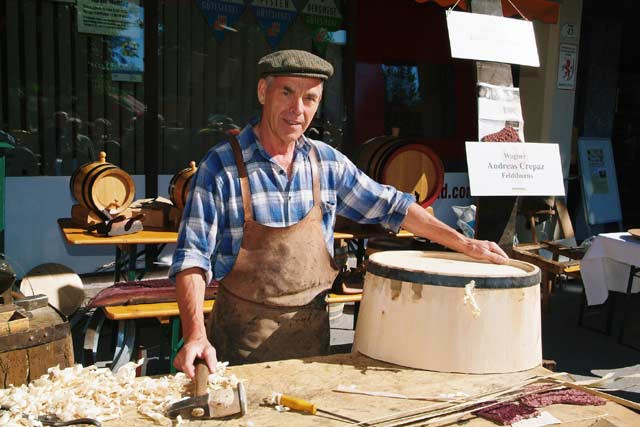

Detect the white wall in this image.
[5,175,174,278]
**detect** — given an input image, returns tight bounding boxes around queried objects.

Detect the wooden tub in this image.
[354,251,541,374]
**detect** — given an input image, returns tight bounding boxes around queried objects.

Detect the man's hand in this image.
[401,203,509,264]
[173,337,218,378]
[461,237,509,265]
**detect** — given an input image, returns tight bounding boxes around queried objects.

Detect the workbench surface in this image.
[112,353,639,426]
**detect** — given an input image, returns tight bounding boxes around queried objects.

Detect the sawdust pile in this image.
[0,360,239,426]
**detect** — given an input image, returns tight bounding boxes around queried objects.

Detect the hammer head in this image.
[166,361,248,420]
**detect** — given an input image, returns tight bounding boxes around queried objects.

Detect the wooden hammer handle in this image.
[194,359,210,397]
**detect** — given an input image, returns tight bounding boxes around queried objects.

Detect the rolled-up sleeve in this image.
[335,154,415,233]
[169,157,222,285]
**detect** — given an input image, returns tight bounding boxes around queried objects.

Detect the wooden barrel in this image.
[169,161,198,210]
[354,251,541,374]
[69,151,135,216]
[356,136,444,207]
[0,305,74,387]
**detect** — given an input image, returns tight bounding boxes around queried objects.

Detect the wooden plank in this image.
[175,0,192,170]
[0,348,28,388]
[26,337,74,381]
[73,28,91,167]
[40,0,57,175]
[55,3,75,175]
[0,0,5,128]
[21,0,40,172]
[189,1,206,163]
[106,354,640,426]
[57,218,178,245]
[103,299,214,321]
[5,0,22,131]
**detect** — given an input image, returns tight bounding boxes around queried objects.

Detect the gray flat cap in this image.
[258,49,333,80]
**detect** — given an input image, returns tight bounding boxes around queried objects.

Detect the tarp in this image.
[415,0,559,24]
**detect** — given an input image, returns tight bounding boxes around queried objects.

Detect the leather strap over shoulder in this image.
[308,144,321,206]
[229,135,253,221]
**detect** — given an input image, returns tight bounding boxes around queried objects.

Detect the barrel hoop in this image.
[0,321,70,353]
[366,261,540,288]
[86,164,118,212]
[79,163,111,210]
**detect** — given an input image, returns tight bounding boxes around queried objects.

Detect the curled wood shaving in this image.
[463,280,481,318]
[0,360,241,426]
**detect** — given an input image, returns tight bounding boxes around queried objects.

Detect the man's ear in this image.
[257,79,267,105]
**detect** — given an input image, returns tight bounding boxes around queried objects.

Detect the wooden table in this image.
[57,218,178,282]
[110,353,640,426]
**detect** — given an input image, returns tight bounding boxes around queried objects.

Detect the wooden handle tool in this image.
[270,392,360,424]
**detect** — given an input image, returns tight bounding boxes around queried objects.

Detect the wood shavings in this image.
[463,280,481,317]
[0,360,241,426]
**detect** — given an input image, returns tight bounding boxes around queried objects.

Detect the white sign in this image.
[77,0,141,37]
[446,10,539,67]
[561,23,577,40]
[465,142,565,196]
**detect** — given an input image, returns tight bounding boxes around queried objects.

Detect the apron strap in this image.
[308,144,321,206]
[229,135,253,222]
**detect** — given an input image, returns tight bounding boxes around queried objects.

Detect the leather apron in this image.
[207,136,339,365]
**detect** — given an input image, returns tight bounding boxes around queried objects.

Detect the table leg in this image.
[618,265,640,349]
[115,246,122,282]
[127,244,138,281]
[170,317,182,374]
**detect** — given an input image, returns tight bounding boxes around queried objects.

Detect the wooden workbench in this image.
[110,353,639,426]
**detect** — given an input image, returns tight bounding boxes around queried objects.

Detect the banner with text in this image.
[465,142,565,196]
[251,0,298,49]
[78,0,141,36]
[301,0,342,55]
[197,0,246,43]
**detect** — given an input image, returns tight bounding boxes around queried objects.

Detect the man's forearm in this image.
[175,267,208,342]
[401,203,470,253]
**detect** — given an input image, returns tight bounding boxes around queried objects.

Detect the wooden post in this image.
[470,0,520,251]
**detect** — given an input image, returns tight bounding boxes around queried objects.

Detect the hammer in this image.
[166,359,248,420]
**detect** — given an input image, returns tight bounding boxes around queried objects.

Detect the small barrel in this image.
[354,251,541,374]
[69,151,135,216]
[168,161,198,210]
[356,136,444,208]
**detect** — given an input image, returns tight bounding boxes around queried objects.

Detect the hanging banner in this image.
[77,0,141,37]
[251,0,298,49]
[197,0,246,43]
[110,4,144,82]
[557,43,578,90]
[301,0,342,55]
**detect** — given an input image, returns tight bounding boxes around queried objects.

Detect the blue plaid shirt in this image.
[170,123,415,284]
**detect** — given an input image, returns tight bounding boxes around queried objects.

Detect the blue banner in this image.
[197,0,246,43]
[251,0,298,49]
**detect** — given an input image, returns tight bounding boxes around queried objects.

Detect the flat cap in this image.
[258,49,333,80]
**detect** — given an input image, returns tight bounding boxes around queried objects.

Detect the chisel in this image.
[266,392,361,424]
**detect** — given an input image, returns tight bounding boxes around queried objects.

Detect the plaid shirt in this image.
[170,123,415,284]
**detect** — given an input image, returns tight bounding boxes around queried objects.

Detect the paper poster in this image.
[251,0,298,49]
[301,0,342,54]
[197,0,246,43]
[446,10,539,67]
[110,5,144,82]
[587,148,609,194]
[477,83,524,142]
[77,0,141,37]
[465,142,565,196]
[557,43,577,90]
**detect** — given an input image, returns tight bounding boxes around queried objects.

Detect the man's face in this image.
[257,75,323,146]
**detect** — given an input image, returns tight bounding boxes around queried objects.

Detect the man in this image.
[170,49,508,378]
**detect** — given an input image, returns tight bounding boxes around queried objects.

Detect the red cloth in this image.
[88,278,218,307]
[415,0,559,24]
